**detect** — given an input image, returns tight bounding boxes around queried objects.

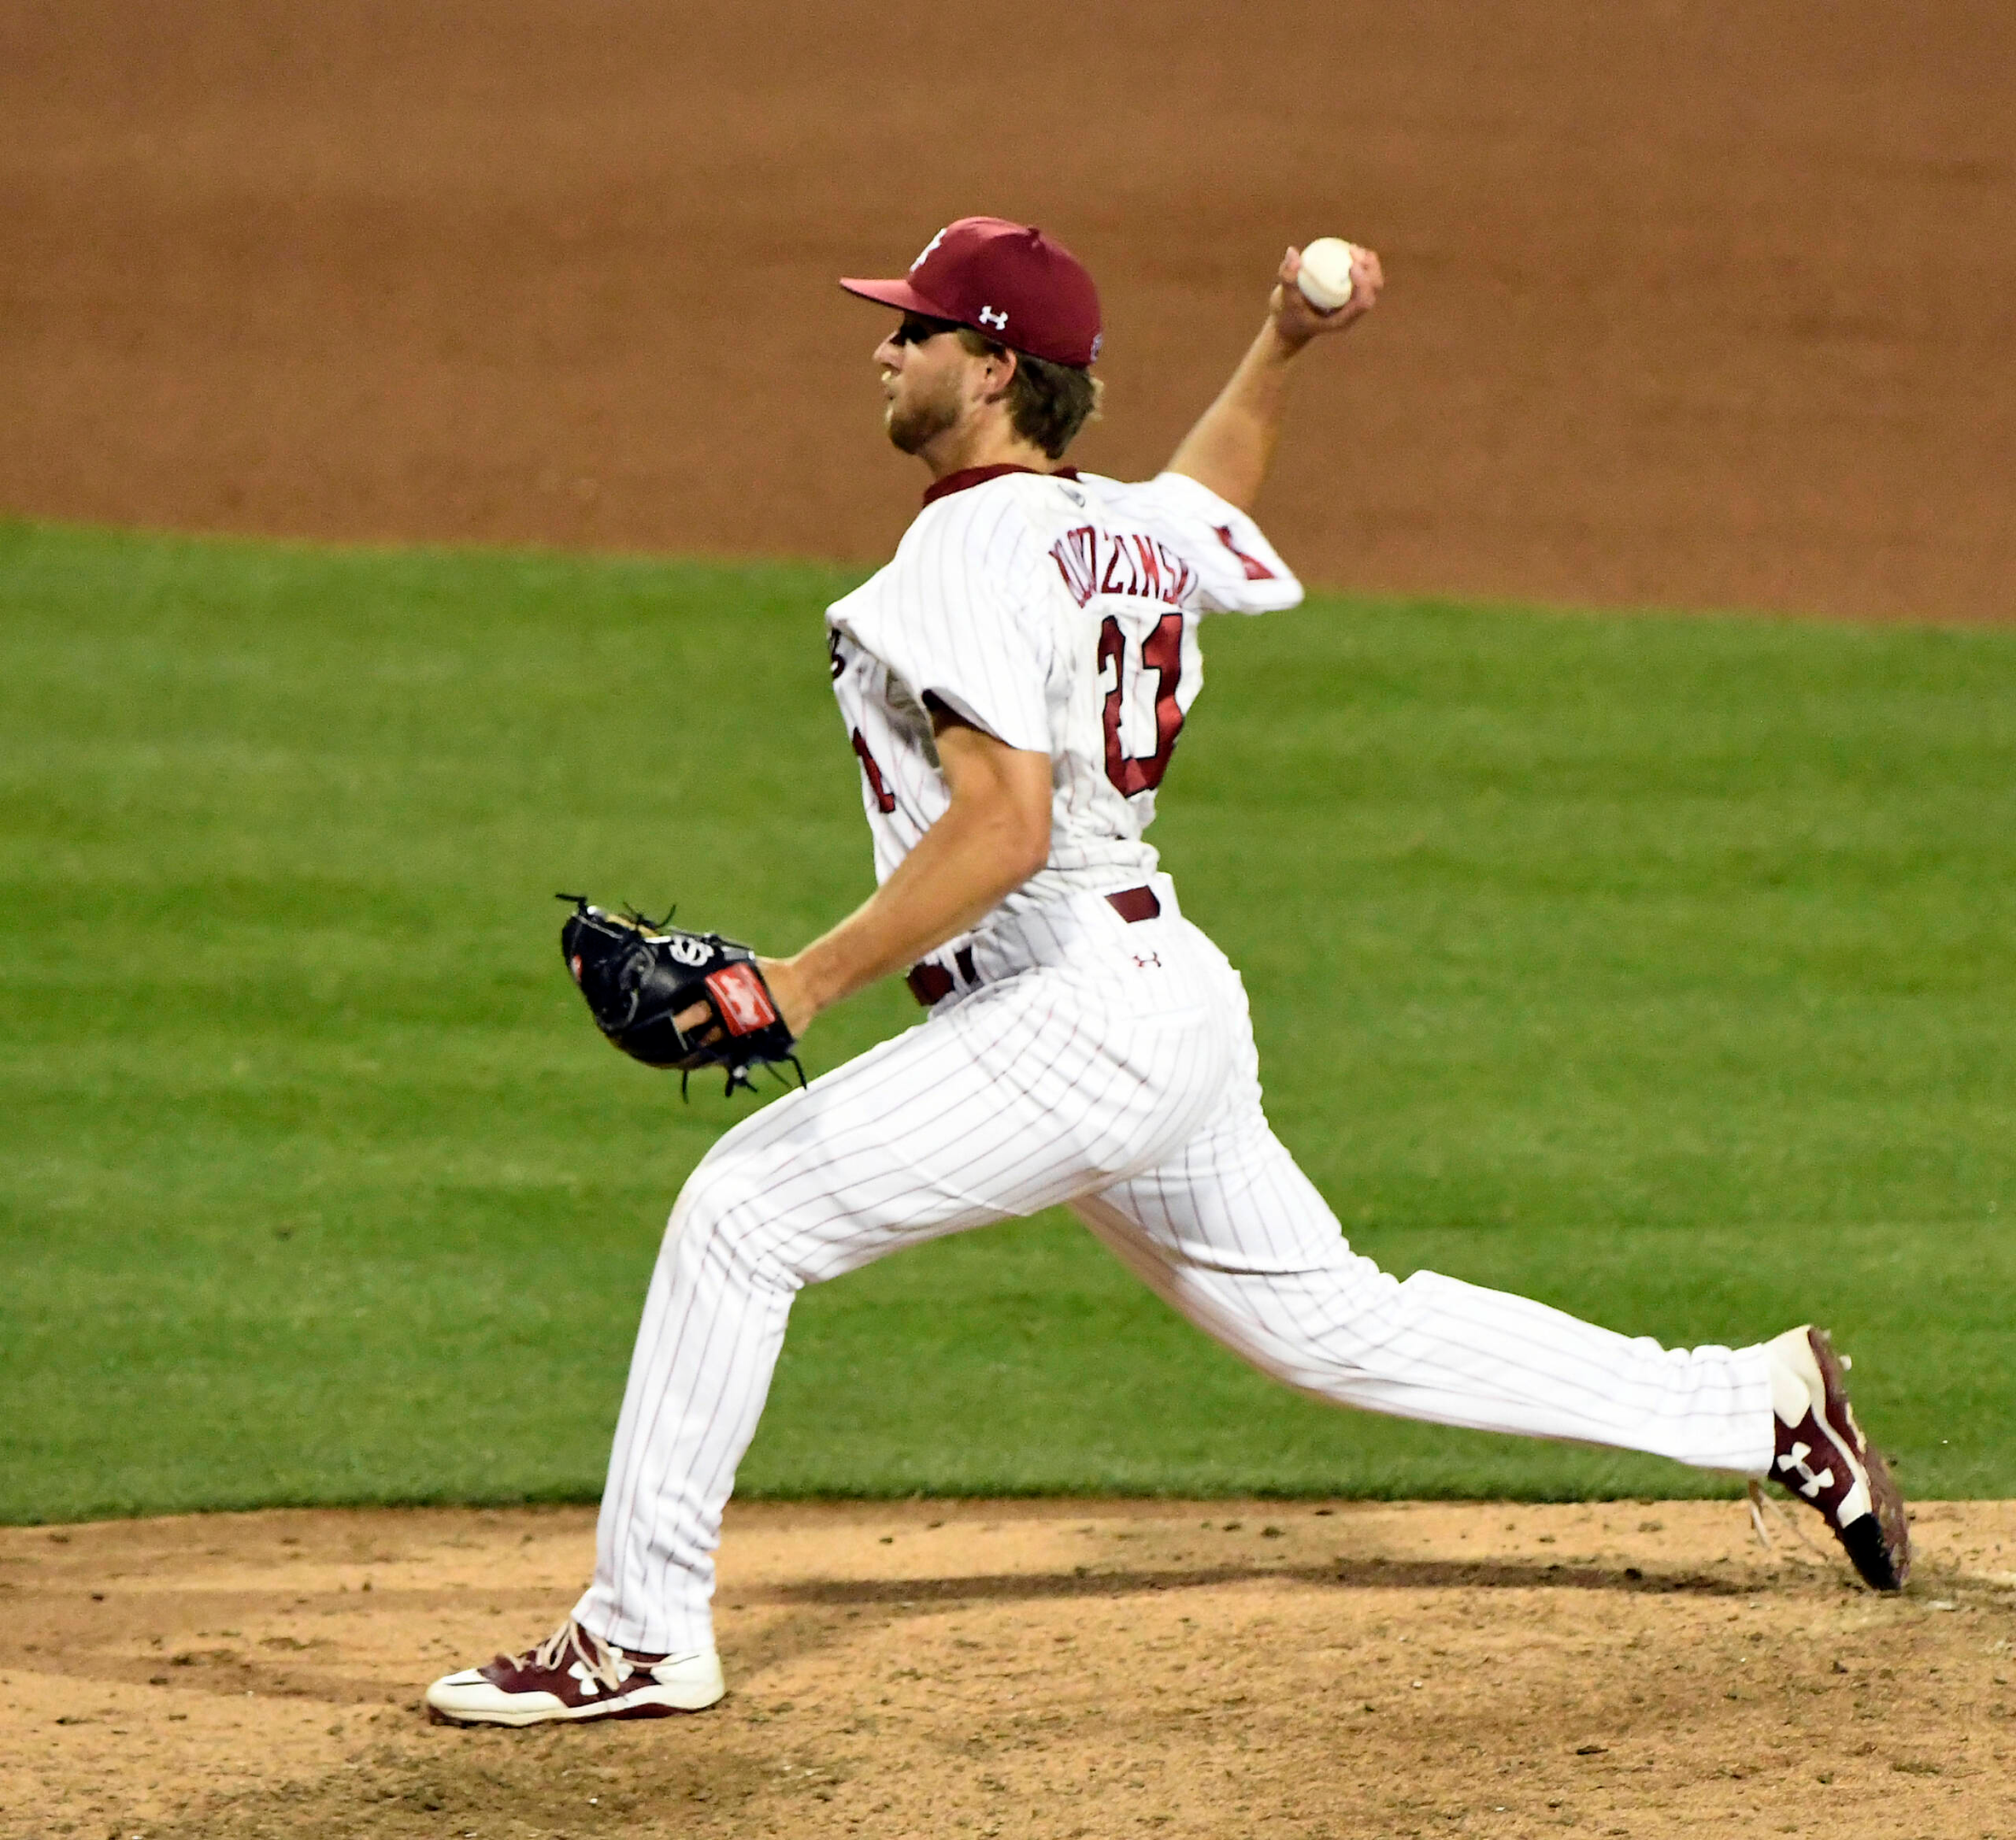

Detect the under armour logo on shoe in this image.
[568,1660,603,1697]
[978,305,1008,330]
[1777,1440,1836,1501]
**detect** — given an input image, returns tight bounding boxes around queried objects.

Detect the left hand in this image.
[1269,244,1383,349]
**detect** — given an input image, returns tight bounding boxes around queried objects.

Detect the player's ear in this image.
[974,342,1019,405]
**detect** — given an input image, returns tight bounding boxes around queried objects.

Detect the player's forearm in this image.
[778,798,1046,1022]
[1167,244,1383,511]
[1163,322,1304,513]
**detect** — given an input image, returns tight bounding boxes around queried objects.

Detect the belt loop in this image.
[1106,885,1161,923]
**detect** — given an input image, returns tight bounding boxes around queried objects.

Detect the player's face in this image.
[875,315,978,456]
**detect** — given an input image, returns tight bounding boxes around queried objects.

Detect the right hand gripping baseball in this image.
[1272,242,1382,347]
[558,896,802,1095]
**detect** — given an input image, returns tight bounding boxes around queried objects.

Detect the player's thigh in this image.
[1070,1113,1404,1396]
[1072,1094,1374,1283]
[677,971,1227,1285]
[1096,1080,1347,1265]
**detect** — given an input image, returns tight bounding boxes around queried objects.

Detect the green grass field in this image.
[3,517,2012,1524]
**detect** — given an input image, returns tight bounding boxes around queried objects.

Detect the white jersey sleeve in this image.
[831,488,1054,753]
[1097,470,1305,616]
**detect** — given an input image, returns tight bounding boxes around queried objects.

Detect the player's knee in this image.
[666,1155,758,1246]
[663,1148,795,1285]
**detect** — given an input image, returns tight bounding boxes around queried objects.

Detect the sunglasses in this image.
[887,313,964,347]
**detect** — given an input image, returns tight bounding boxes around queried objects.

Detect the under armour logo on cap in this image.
[840,217,1103,367]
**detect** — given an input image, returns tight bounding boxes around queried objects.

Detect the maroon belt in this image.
[906,885,1161,1007]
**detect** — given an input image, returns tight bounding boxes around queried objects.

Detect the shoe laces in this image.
[529,1620,634,1693]
[1746,1478,1830,1566]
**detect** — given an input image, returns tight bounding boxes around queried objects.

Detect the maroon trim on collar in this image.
[922,463,1080,508]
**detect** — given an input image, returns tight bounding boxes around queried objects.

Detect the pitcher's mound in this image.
[7,1498,2011,1838]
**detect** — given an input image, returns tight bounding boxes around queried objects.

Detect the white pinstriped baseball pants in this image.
[575,877,1773,1654]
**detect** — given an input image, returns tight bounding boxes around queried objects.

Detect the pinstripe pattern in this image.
[575,893,1772,1654]
[826,470,1301,926]
[568,471,1775,1659]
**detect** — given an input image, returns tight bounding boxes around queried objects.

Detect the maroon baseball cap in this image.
[841,216,1102,367]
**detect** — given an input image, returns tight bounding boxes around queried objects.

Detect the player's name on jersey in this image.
[1048,524,1199,612]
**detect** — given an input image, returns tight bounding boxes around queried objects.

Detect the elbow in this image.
[1002,813,1049,887]
[951,788,1048,894]
[985,796,1049,890]
[939,728,1054,893]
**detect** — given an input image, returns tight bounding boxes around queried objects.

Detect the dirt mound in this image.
[8,1498,2013,1837]
[3,1,2013,622]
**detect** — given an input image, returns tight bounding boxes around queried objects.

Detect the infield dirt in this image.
[3,0,2013,624]
[8,8,2016,1837]
[8,1499,2015,1838]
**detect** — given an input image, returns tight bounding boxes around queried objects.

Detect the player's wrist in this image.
[760,953,829,1038]
[1261,314,1314,361]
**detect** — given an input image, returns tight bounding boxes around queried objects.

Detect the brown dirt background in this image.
[8,1499,2016,1839]
[3,0,2013,621]
[8,7,2016,1835]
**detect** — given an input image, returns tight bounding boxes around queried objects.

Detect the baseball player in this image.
[427,218,1910,1727]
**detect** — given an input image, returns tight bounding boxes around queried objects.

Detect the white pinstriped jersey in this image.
[577,463,1782,1669]
[824,467,1302,914]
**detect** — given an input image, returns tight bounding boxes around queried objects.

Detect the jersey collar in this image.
[922,463,1080,508]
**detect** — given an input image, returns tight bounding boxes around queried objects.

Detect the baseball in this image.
[1295,237,1358,311]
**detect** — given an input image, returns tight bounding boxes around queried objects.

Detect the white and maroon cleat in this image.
[425,1619,724,1727]
[1766,1325,1910,1591]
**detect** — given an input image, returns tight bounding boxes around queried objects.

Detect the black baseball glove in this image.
[558,895,802,1095]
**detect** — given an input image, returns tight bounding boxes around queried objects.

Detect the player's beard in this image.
[884,371,962,456]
